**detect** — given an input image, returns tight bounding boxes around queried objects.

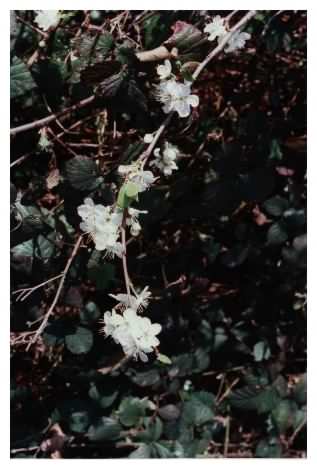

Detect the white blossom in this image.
[34,10,61,31]
[204,16,227,42]
[77,198,123,256]
[126,207,148,237]
[156,79,199,118]
[225,31,251,53]
[118,164,156,192]
[103,307,161,362]
[109,286,151,312]
[157,59,172,80]
[144,133,154,143]
[151,141,179,176]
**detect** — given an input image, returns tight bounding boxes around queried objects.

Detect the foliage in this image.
[10,10,306,459]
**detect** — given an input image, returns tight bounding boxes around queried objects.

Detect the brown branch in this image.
[120,209,131,301]
[10,95,95,136]
[25,235,83,351]
[192,10,257,80]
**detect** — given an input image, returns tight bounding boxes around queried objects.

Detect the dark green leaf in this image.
[11,56,37,98]
[65,326,93,354]
[65,156,102,191]
[88,417,122,441]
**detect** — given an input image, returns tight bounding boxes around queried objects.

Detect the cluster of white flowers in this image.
[77,198,147,255]
[204,15,251,53]
[151,141,179,176]
[118,164,156,192]
[155,59,199,118]
[104,287,161,362]
[34,10,61,31]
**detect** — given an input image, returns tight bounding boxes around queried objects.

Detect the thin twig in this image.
[10,95,95,136]
[121,209,131,301]
[224,416,231,457]
[193,10,257,80]
[25,235,83,351]
[12,273,64,302]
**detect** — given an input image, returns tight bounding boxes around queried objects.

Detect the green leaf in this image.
[118,397,149,427]
[182,392,215,426]
[255,437,282,458]
[88,417,122,441]
[69,410,90,433]
[229,382,281,414]
[158,404,180,421]
[11,239,34,258]
[271,399,297,433]
[267,222,288,246]
[129,369,160,387]
[35,233,57,259]
[117,182,139,209]
[137,417,163,443]
[65,327,93,354]
[88,383,118,409]
[157,353,172,365]
[10,56,37,99]
[65,156,102,191]
[263,196,289,217]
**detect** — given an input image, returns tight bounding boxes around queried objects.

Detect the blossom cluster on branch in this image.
[74,12,255,363]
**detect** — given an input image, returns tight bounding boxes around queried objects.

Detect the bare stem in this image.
[25,235,83,351]
[120,209,131,301]
[13,273,64,302]
[10,96,95,136]
[193,10,257,80]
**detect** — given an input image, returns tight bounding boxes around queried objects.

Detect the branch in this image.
[120,209,132,301]
[192,10,257,80]
[10,96,95,136]
[25,235,83,351]
[140,10,257,166]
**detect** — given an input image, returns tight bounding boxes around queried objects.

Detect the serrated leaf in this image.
[118,397,149,427]
[65,156,102,191]
[65,326,93,354]
[182,392,214,426]
[11,239,34,258]
[96,71,125,98]
[10,56,37,98]
[229,383,280,414]
[165,21,205,51]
